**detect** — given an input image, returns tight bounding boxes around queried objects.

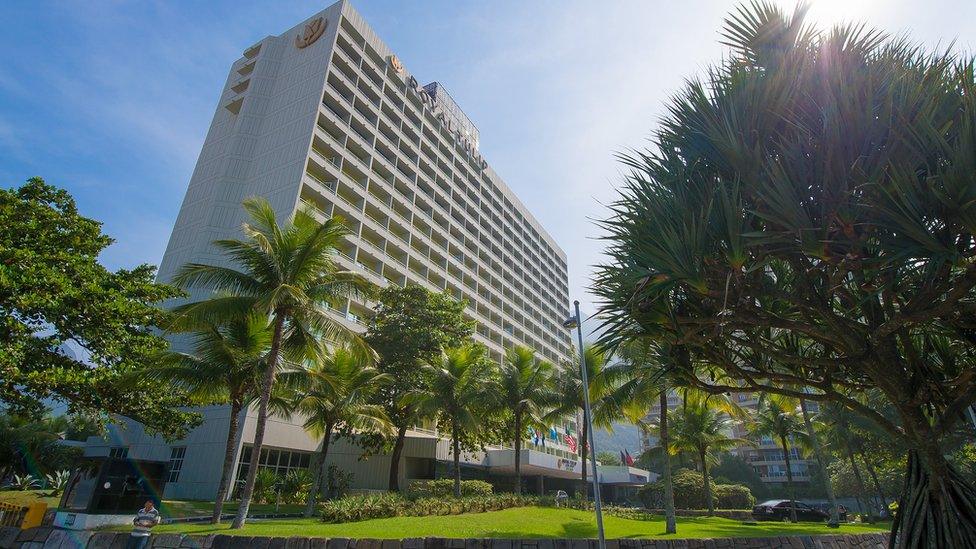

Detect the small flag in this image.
[625,449,635,466]
[564,434,578,453]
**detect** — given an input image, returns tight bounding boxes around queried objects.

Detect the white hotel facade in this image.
[86,0,652,501]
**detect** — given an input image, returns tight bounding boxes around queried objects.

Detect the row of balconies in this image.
[332,24,569,288]
[310,108,571,346]
[301,177,568,361]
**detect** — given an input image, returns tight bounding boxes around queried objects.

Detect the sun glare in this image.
[805,0,874,27]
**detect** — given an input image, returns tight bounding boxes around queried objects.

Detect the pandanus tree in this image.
[171,198,373,528]
[594,2,976,545]
[750,394,809,522]
[281,346,391,517]
[406,344,501,497]
[150,313,270,524]
[652,390,747,515]
[499,346,556,495]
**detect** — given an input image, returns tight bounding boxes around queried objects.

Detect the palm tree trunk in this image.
[800,398,838,525]
[304,425,333,518]
[231,312,285,529]
[513,413,522,495]
[844,442,872,523]
[701,447,713,515]
[781,436,797,522]
[659,389,676,534]
[211,397,243,524]
[860,452,887,517]
[452,425,461,498]
[388,424,407,492]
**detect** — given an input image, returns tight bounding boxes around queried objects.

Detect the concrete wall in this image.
[4,527,891,549]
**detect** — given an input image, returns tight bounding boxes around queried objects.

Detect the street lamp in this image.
[563,300,606,549]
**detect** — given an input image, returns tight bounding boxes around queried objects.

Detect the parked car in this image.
[809,502,849,521]
[752,500,831,522]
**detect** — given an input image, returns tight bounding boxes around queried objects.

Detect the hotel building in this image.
[81,0,652,503]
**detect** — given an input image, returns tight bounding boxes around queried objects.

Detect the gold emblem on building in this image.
[296,17,327,49]
[389,55,404,73]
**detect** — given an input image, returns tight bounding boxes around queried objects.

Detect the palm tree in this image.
[817,402,876,521]
[499,346,556,495]
[407,345,500,497]
[171,198,373,528]
[798,397,840,526]
[150,314,269,524]
[654,390,746,515]
[282,346,391,517]
[750,394,809,522]
[607,339,677,533]
[547,344,623,493]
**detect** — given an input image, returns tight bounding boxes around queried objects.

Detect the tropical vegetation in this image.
[499,346,556,494]
[406,344,500,497]
[150,313,271,524]
[594,1,976,545]
[0,178,194,437]
[363,284,474,492]
[170,197,372,528]
[280,345,390,517]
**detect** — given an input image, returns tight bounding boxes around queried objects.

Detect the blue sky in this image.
[2,1,974,317]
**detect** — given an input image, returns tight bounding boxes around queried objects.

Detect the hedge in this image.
[320,492,554,523]
[404,479,493,499]
[637,468,755,510]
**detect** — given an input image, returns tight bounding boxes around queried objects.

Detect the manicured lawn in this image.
[142,507,890,539]
[158,500,304,519]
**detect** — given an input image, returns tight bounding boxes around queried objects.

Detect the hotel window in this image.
[235,445,312,480]
[168,446,187,483]
[109,447,129,459]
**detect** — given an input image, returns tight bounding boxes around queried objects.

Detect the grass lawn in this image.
[141,507,890,539]
[158,500,304,519]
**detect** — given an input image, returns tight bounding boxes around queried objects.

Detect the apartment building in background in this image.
[640,391,816,489]
[83,0,654,502]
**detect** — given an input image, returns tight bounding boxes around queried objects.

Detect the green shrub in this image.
[637,468,754,510]
[280,469,312,504]
[404,479,493,499]
[713,483,755,508]
[319,492,553,523]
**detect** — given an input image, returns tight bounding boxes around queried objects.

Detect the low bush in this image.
[637,468,754,510]
[404,479,493,499]
[319,492,554,523]
[713,483,755,509]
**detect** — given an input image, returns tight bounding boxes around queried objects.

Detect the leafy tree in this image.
[499,346,556,494]
[363,285,473,492]
[0,411,88,479]
[171,198,372,528]
[283,345,390,516]
[149,313,270,524]
[650,390,747,515]
[0,178,194,436]
[548,345,623,489]
[406,345,500,497]
[594,2,976,543]
[750,394,808,522]
[712,453,768,500]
